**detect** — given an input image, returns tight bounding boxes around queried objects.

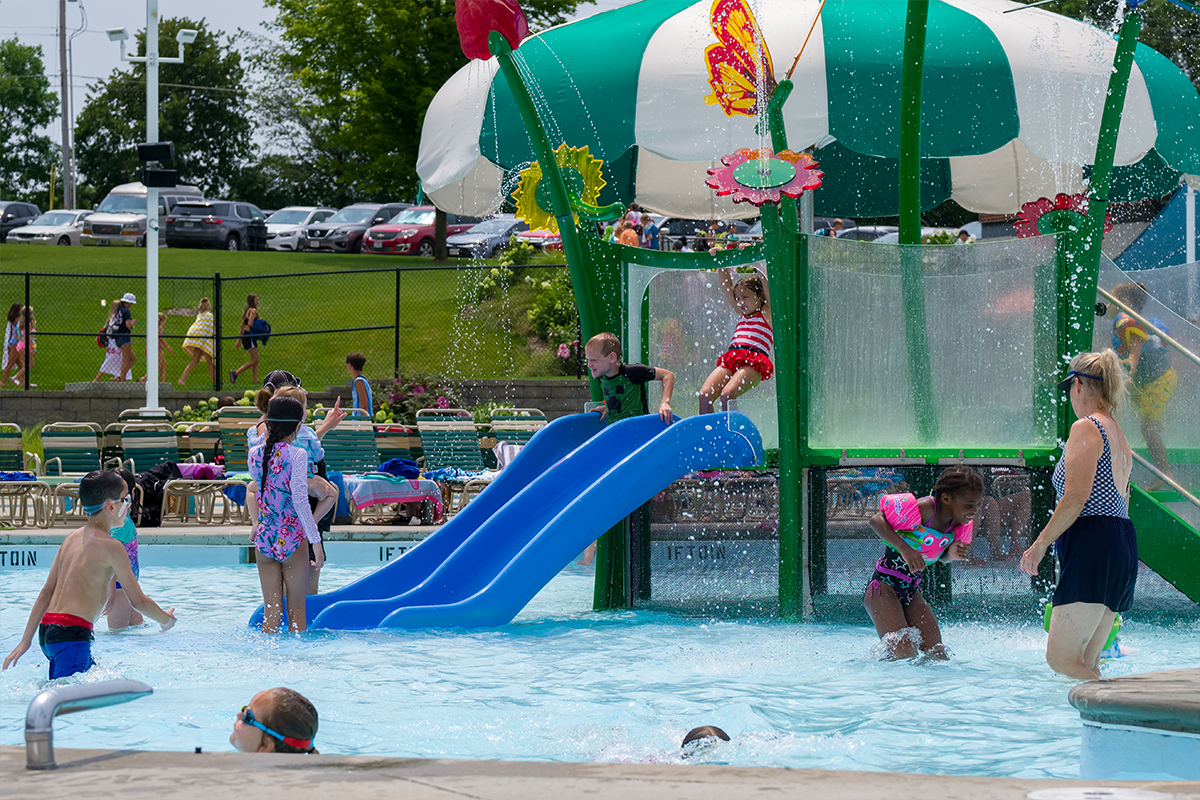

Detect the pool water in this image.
[2,563,1196,777]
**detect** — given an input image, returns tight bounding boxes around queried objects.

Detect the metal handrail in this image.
[1097,286,1200,371]
[25,680,153,770]
[1130,450,1200,513]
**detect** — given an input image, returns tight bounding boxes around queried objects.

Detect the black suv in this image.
[0,201,42,244]
[306,202,410,254]
[165,201,267,250]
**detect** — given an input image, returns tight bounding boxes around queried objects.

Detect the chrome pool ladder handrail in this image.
[25,680,153,770]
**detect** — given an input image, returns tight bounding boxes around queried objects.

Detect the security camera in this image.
[176,29,198,45]
[106,27,129,42]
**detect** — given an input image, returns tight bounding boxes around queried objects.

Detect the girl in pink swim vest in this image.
[698,267,773,413]
[865,466,982,660]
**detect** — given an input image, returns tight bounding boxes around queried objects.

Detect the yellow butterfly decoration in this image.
[704,0,777,118]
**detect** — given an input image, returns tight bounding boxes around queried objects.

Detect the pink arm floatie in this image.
[953,521,973,544]
[879,493,921,531]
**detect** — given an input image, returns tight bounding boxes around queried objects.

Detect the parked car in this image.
[82,181,204,247]
[0,201,43,244]
[265,206,336,251]
[445,215,528,258]
[517,228,563,252]
[165,200,267,251]
[6,209,90,245]
[306,202,411,254]
[362,206,481,256]
[837,225,898,242]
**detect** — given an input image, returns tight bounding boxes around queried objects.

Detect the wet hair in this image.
[6,303,21,325]
[1069,349,1127,412]
[79,470,128,510]
[682,725,730,748]
[196,297,211,313]
[931,465,984,502]
[260,396,304,492]
[1111,282,1148,313]
[346,352,366,371]
[113,467,136,493]
[736,273,767,306]
[258,688,319,755]
[586,332,622,358]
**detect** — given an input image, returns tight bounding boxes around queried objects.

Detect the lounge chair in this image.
[415,408,492,516]
[120,422,236,524]
[40,422,111,522]
[0,423,50,528]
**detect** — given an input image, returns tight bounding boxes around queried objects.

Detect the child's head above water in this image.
[681,725,729,758]
[231,687,319,754]
[79,469,130,522]
[584,332,623,378]
[931,465,984,527]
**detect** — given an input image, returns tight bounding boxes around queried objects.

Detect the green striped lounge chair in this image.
[121,422,237,524]
[0,422,35,473]
[415,408,490,515]
[218,406,265,473]
[488,407,548,448]
[316,409,381,477]
[374,424,422,463]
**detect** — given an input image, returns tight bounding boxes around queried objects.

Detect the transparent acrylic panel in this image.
[1094,256,1200,493]
[628,259,779,450]
[808,235,1059,450]
[1117,260,1200,321]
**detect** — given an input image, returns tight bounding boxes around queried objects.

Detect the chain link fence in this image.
[0,265,578,393]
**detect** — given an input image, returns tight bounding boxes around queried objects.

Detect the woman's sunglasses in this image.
[239,705,313,751]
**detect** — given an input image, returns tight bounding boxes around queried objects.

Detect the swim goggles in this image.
[1056,369,1103,393]
[262,370,301,391]
[82,496,131,516]
[239,705,313,751]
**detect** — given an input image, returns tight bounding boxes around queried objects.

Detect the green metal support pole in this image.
[898,0,938,445]
[489,32,602,342]
[765,81,804,618]
[1069,9,1143,357]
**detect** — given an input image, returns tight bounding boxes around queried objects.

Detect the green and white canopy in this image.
[418,0,1200,219]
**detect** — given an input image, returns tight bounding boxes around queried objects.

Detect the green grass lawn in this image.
[0,245,573,392]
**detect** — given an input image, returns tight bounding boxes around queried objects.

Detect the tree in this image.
[1053,0,1200,92]
[259,0,582,203]
[0,38,58,202]
[74,18,252,199]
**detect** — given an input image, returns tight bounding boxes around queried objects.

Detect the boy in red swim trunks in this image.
[3,470,176,679]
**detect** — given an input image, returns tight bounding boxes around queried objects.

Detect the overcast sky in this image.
[0,0,638,151]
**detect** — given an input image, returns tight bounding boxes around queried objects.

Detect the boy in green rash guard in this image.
[584,332,676,425]
[579,332,676,589]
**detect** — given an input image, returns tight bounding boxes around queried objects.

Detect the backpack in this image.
[249,317,271,346]
[134,462,181,527]
[97,328,108,348]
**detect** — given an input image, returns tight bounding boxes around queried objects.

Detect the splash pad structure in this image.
[413,0,1200,622]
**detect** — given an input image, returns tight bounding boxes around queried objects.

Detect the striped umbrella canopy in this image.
[418,0,1200,220]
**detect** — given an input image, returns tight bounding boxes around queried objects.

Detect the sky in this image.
[0,0,639,153]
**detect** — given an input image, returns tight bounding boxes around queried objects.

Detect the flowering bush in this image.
[474,265,516,302]
[498,235,537,267]
[526,268,578,344]
[373,372,463,424]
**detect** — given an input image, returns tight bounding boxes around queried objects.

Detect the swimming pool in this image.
[2,561,1196,778]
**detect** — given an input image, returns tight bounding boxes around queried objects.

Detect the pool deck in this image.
[2,747,1197,800]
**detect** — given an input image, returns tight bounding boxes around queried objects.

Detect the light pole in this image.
[107,4,196,410]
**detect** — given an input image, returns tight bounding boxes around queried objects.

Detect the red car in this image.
[362,206,481,256]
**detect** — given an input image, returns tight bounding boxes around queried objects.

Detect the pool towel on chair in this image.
[345,473,444,518]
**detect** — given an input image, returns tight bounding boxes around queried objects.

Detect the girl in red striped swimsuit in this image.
[698,267,773,413]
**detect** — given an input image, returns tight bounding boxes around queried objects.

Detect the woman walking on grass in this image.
[178,297,216,386]
[231,294,262,385]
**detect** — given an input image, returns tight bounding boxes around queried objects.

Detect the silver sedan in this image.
[6,209,92,245]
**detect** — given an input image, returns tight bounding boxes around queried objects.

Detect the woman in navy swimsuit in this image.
[1021,350,1138,680]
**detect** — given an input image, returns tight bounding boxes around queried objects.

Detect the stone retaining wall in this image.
[0,379,592,430]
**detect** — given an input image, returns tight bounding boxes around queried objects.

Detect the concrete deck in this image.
[3,747,1198,800]
[1070,668,1200,734]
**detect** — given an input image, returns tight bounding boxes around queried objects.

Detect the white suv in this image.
[265,206,337,251]
[82,181,204,247]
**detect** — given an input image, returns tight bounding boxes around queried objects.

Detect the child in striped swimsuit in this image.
[698,267,773,414]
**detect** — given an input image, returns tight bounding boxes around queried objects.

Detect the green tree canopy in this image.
[0,37,58,202]
[256,0,581,205]
[74,18,252,199]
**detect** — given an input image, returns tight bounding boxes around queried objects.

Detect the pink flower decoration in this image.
[412,385,426,395]
[456,0,529,60]
[436,396,450,409]
[705,148,822,207]
[1014,193,1114,238]
[557,343,572,359]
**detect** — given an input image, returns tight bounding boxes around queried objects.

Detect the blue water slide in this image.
[247,412,604,629]
[359,411,762,630]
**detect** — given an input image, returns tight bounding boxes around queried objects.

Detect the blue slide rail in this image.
[248,412,605,630]
[271,411,762,631]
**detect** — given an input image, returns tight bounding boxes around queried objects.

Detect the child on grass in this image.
[3,470,176,678]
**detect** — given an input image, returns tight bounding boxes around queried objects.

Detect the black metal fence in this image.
[0,264,580,393]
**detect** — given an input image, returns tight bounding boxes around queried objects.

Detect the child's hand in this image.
[900,544,926,573]
[326,396,346,426]
[593,404,608,421]
[160,609,177,632]
[3,640,31,670]
[311,541,326,570]
[657,400,673,425]
[945,541,969,561]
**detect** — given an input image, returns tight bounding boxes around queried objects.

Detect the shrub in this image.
[373,372,463,425]
[526,268,578,345]
[922,231,958,245]
[498,235,537,267]
[474,265,516,302]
